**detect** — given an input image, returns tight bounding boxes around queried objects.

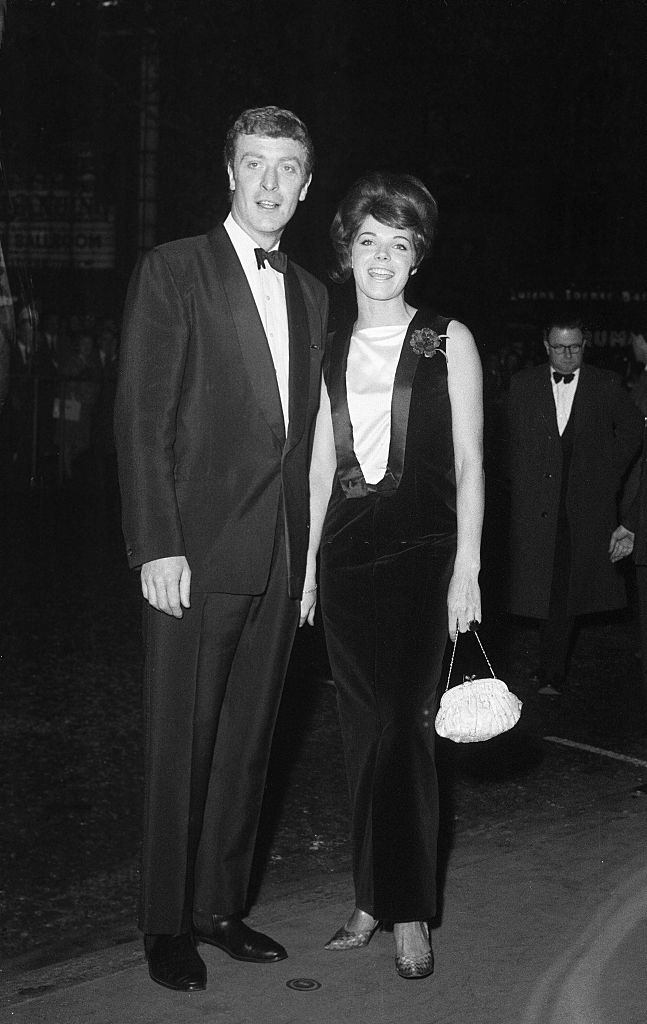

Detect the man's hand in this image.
[141,556,191,617]
[609,525,635,563]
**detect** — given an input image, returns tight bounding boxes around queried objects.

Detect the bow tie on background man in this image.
[255,248,288,274]
[553,371,575,384]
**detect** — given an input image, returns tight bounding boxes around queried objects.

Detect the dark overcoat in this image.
[508,362,643,618]
[623,423,647,566]
[114,224,328,598]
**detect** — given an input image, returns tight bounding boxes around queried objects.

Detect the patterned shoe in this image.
[395,947,434,979]
[324,921,380,950]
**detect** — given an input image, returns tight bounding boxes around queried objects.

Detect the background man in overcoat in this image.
[508,315,643,695]
[114,106,328,992]
[614,422,647,713]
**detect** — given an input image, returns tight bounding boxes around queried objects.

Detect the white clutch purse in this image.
[435,630,522,743]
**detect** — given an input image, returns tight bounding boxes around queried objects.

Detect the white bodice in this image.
[346,323,409,485]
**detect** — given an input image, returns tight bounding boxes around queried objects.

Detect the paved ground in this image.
[2,490,647,1022]
[2,739,646,1024]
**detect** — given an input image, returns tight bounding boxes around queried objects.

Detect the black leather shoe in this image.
[145,933,207,991]
[193,914,287,963]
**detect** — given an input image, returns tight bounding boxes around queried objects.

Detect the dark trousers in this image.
[139,526,299,935]
[539,502,575,685]
[321,491,455,922]
[539,612,575,686]
[635,565,647,711]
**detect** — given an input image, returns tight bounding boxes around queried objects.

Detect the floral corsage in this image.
[410,327,448,358]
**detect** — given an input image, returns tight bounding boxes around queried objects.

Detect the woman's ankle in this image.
[393,920,430,956]
[347,907,377,932]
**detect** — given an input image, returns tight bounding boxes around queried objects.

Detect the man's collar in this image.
[224,212,279,255]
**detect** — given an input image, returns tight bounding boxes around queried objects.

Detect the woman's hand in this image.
[447,567,481,640]
[299,583,318,627]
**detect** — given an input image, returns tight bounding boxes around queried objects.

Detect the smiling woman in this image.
[351,216,417,315]
[301,170,484,979]
[330,171,436,285]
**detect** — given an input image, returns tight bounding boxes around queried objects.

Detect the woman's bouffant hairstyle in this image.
[330,171,438,283]
[224,105,314,178]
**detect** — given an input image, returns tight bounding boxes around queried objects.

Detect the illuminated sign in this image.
[3,188,115,269]
[509,288,647,304]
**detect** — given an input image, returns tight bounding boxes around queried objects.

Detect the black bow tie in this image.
[255,248,287,274]
[553,371,575,384]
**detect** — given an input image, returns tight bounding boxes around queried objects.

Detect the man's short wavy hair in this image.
[543,312,591,345]
[224,105,314,178]
[330,171,438,284]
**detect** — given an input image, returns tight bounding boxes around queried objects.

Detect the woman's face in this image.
[350,215,416,304]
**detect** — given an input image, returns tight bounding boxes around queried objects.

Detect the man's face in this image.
[227,134,311,248]
[544,326,586,375]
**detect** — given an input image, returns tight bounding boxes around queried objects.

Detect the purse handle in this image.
[445,628,496,693]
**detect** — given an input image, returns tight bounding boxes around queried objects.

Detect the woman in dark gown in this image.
[301,172,483,979]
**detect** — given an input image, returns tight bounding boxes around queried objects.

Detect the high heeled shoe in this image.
[395,947,434,979]
[324,919,380,950]
[394,922,434,979]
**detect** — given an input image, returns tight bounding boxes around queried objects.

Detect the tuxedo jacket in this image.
[508,362,643,618]
[114,224,328,598]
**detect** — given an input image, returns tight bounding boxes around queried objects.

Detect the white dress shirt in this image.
[224,213,290,431]
[347,323,408,484]
[550,366,580,436]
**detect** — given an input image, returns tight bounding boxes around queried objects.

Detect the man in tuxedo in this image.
[114,106,328,991]
[508,315,643,695]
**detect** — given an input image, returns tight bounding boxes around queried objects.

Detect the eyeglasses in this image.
[548,343,583,355]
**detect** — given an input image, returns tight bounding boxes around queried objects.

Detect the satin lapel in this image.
[380,310,426,493]
[328,319,368,497]
[207,226,285,444]
[285,265,309,452]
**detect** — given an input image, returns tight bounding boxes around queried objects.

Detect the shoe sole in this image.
[148,967,206,991]
[195,934,287,963]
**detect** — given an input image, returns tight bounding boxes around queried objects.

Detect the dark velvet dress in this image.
[320,309,457,923]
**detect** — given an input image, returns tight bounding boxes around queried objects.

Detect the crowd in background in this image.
[2,305,647,713]
[0,306,645,503]
[0,304,120,504]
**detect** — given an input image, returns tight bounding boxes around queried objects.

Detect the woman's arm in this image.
[445,320,484,639]
[300,379,337,626]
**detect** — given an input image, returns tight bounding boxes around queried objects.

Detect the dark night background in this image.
[2,0,647,975]
[3,0,647,334]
